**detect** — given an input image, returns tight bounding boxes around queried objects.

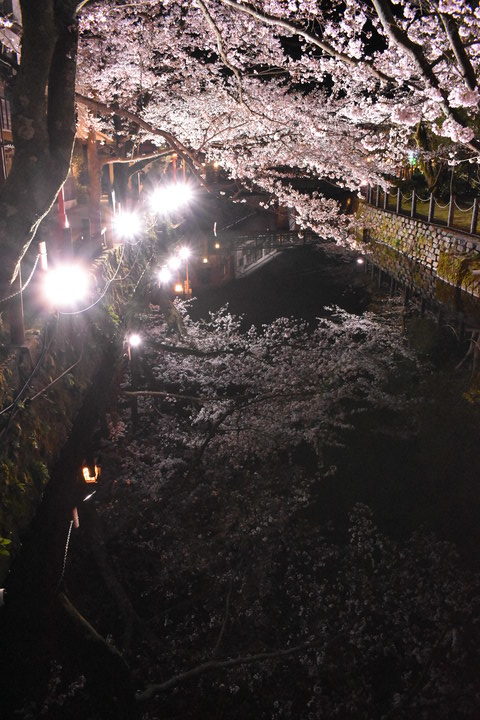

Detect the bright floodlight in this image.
[149,183,193,215]
[178,246,191,260]
[43,265,90,307]
[167,256,181,271]
[356,257,365,265]
[113,210,142,240]
[128,333,142,348]
[158,266,173,284]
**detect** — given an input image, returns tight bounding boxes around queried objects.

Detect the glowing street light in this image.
[158,266,173,285]
[178,246,191,261]
[113,210,143,241]
[127,333,142,348]
[149,183,193,215]
[43,264,90,307]
[176,246,192,294]
[126,333,142,389]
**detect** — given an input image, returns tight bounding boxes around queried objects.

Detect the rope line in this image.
[454,199,475,212]
[0,254,40,306]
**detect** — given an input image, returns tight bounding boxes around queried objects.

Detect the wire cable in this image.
[0,315,58,418]
[59,245,126,316]
[56,520,74,590]
[26,345,84,403]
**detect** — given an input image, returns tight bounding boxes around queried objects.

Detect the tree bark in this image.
[0,0,78,298]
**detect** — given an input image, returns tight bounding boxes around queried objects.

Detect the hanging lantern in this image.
[82,464,101,484]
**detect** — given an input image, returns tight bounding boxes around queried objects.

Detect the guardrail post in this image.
[470,198,479,235]
[410,190,417,218]
[396,188,401,214]
[428,194,435,223]
[447,195,455,227]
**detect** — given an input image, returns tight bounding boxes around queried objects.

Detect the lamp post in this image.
[178,246,192,295]
[126,333,141,425]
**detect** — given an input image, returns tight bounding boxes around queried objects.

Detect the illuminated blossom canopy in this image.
[77,0,480,238]
[1,0,479,291]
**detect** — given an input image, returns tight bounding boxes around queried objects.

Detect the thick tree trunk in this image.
[0,0,78,299]
[87,129,102,238]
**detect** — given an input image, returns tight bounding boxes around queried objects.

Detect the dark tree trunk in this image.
[0,0,78,298]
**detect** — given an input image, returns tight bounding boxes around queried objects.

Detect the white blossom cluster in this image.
[94,304,480,719]
[76,0,480,238]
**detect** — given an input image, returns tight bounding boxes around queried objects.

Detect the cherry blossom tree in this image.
[2,0,480,295]
[77,0,480,208]
[14,302,477,719]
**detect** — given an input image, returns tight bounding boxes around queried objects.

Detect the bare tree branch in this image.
[136,638,321,702]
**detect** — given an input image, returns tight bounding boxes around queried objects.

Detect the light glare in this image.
[43,265,90,307]
[149,183,193,215]
[158,266,173,284]
[178,246,191,260]
[128,333,142,348]
[113,211,142,239]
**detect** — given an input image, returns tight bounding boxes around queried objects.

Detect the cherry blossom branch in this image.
[100,150,171,166]
[212,577,233,656]
[136,638,321,702]
[371,0,479,150]
[122,389,206,403]
[151,341,246,357]
[215,0,393,84]
[438,11,477,91]
[75,93,202,170]
[195,0,244,104]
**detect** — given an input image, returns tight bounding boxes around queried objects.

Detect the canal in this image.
[193,243,480,558]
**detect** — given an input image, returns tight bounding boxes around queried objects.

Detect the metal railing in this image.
[365,185,479,237]
[219,230,321,250]
[0,95,11,132]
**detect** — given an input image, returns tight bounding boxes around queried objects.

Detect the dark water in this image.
[194,246,480,564]
[191,246,369,325]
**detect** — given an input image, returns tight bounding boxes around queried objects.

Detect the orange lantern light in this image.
[82,465,101,484]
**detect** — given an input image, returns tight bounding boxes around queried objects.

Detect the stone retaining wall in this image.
[359,204,480,298]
